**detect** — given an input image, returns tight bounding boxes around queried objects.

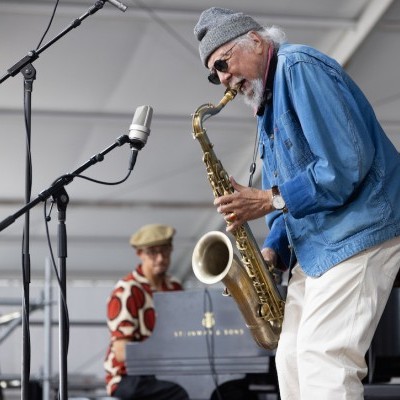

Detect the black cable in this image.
[20,231,31,386]
[203,288,223,400]
[49,145,135,188]
[18,1,60,397]
[23,107,33,193]
[62,169,132,186]
[40,149,135,354]
[21,31,35,400]
[36,0,61,50]
[43,199,70,351]
[248,126,261,187]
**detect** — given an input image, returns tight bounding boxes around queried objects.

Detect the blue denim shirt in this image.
[259,43,400,277]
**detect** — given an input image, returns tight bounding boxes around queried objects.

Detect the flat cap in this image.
[129,224,175,248]
[194,7,262,66]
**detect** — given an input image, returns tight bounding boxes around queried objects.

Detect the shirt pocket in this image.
[275,110,315,180]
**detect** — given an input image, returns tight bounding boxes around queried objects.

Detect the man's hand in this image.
[262,247,284,284]
[214,176,273,231]
[261,247,278,266]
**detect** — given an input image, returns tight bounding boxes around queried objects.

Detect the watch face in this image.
[272,194,286,210]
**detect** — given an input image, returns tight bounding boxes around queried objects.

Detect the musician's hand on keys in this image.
[214,176,271,232]
[262,247,284,284]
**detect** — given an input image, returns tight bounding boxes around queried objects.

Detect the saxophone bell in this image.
[192,231,281,350]
[192,230,233,285]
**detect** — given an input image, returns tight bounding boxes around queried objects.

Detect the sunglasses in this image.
[208,44,237,85]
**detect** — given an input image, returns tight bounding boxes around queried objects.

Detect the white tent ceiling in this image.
[0,0,399,285]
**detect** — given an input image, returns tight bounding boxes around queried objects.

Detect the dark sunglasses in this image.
[207,44,237,85]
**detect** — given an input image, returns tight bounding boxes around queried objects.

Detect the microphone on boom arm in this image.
[105,0,128,12]
[127,105,153,170]
[129,105,153,150]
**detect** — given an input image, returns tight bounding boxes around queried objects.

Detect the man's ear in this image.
[247,31,264,52]
[247,30,262,43]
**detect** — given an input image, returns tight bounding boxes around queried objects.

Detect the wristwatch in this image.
[271,186,287,212]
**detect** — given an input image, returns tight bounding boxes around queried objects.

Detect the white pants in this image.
[275,236,400,400]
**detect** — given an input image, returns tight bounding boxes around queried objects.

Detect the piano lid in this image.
[126,287,272,376]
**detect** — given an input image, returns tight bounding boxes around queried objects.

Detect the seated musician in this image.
[104,223,190,400]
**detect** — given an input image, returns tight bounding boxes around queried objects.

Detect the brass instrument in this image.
[191,88,285,350]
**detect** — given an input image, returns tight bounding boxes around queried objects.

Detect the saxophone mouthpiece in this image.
[224,81,244,100]
[228,81,244,95]
[225,88,236,98]
[219,87,238,107]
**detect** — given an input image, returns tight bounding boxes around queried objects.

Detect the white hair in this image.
[257,26,286,46]
[233,25,286,48]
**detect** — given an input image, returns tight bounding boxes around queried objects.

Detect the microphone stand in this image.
[0,134,135,400]
[21,62,36,400]
[0,2,118,399]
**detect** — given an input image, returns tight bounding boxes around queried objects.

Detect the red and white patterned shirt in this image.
[104,264,183,395]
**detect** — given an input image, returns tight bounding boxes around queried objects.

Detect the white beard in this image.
[242,78,265,110]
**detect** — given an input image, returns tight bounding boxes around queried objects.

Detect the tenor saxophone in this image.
[191,88,285,350]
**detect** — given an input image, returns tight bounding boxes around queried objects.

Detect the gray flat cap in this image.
[194,7,262,67]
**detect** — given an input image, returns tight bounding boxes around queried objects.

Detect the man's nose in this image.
[218,70,232,86]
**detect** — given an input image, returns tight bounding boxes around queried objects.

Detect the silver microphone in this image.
[105,0,127,12]
[129,105,153,150]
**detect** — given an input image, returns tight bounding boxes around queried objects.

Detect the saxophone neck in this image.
[192,88,238,134]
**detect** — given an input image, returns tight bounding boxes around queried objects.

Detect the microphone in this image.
[129,105,153,150]
[105,0,128,12]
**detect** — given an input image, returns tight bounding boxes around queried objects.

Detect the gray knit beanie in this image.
[194,7,262,67]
